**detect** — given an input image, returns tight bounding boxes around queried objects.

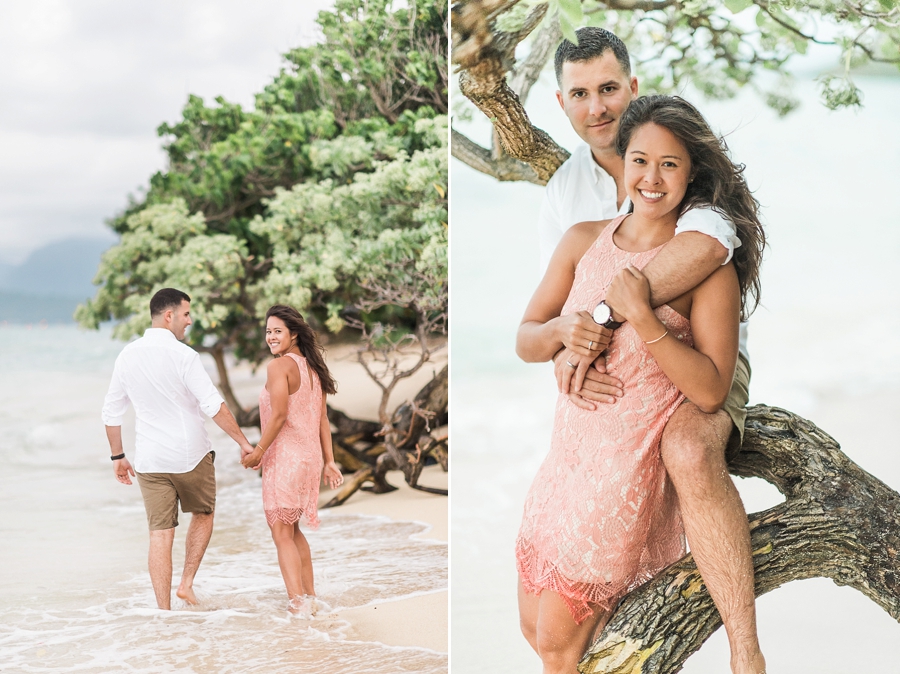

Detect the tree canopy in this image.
[77,0,448,423]
[451,0,900,184]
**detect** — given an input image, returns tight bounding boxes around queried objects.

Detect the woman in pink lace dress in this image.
[241,305,343,616]
[515,96,765,672]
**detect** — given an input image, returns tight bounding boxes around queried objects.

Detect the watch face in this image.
[592,301,611,324]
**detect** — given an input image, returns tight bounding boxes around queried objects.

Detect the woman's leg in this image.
[291,523,316,597]
[518,577,541,654]
[535,590,605,674]
[269,520,306,599]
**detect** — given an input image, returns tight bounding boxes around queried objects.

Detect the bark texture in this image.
[579,404,900,673]
[453,0,570,184]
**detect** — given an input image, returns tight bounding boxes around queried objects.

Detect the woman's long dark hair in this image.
[615,95,765,320]
[265,305,337,395]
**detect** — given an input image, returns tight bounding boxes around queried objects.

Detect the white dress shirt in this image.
[538,143,749,360]
[102,328,225,474]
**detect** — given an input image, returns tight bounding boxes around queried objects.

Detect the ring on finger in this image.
[589,340,594,350]
[566,360,577,369]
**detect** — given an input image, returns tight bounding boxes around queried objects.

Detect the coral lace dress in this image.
[516,214,690,624]
[259,353,324,529]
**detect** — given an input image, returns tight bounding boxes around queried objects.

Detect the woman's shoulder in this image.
[558,218,613,258]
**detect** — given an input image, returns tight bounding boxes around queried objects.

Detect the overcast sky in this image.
[0,0,335,264]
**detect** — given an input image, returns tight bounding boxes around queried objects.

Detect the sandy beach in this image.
[223,337,449,655]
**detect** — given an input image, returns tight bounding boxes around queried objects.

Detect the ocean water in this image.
[451,74,900,672]
[0,325,447,673]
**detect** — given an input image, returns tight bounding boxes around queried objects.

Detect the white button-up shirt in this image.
[102,328,225,474]
[538,143,748,359]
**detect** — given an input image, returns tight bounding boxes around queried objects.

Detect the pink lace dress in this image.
[258,353,324,529]
[516,214,690,624]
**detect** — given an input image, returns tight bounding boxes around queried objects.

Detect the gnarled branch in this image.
[579,404,900,673]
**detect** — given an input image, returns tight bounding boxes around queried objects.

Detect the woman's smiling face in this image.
[624,122,692,222]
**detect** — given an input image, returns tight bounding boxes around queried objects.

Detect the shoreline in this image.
[319,465,448,653]
[228,344,449,655]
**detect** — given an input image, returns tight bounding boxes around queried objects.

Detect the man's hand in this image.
[113,457,135,485]
[553,348,624,406]
[239,441,254,461]
[555,311,613,357]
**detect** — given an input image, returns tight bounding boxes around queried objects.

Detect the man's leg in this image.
[176,511,213,605]
[173,452,217,605]
[148,528,175,610]
[660,403,765,674]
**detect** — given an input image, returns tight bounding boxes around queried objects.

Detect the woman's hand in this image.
[606,264,654,323]
[323,461,343,490]
[555,311,612,358]
[241,446,265,470]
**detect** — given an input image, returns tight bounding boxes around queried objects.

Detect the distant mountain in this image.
[0,237,116,324]
[0,237,115,299]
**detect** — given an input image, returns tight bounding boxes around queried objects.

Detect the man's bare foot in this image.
[176,585,198,605]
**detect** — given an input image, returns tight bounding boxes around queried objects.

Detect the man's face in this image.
[169,300,192,340]
[556,51,638,155]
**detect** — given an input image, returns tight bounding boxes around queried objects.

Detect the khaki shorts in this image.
[136,452,216,531]
[722,352,751,452]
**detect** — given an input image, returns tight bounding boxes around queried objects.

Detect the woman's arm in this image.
[241,358,291,469]
[607,263,740,413]
[517,220,613,363]
[319,393,343,489]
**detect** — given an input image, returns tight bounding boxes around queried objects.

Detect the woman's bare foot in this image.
[288,595,313,619]
[176,585,199,605]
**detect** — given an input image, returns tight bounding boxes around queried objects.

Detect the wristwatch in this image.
[592,300,623,330]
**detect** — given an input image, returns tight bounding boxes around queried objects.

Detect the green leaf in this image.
[723,0,752,14]
[558,12,578,45]
[558,0,583,30]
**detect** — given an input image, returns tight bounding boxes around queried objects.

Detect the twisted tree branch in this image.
[579,404,900,673]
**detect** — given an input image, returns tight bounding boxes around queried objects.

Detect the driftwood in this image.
[579,404,900,673]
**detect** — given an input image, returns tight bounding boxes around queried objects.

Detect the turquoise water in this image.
[451,75,900,673]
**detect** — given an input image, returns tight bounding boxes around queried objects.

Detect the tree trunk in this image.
[579,404,900,673]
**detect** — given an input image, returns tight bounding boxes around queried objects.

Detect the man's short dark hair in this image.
[554,27,631,86]
[150,288,191,317]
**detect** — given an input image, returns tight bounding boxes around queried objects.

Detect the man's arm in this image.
[211,403,254,456]
[642,232,728,308]
[105,425,135,485]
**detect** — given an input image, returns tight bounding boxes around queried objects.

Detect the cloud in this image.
[0,0,335,263]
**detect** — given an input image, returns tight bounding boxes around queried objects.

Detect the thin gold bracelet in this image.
[644,329,668,345]
[256,444,267,453]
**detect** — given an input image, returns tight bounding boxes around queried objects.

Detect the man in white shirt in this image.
[535,28,764,674]
[103,288,254,610]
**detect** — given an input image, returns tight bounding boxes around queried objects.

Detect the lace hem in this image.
[265,507,320,530]
[515,536,643,625]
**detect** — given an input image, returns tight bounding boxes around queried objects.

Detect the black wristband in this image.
[110,453,125,461]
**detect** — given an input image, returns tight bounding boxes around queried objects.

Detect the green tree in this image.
[77,0,448,479]
[452,0,900,183]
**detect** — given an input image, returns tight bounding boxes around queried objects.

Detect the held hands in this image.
[113,457,135,485]
[241,445,265,470]
[554,348,624,411]
[323,461,343,490]
[555,311,613,358]
[605,264,653,324]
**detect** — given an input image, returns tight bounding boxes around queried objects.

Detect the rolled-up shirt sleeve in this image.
[675,207,741,264]
[183,351,225,417]
[102,360,130,426]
